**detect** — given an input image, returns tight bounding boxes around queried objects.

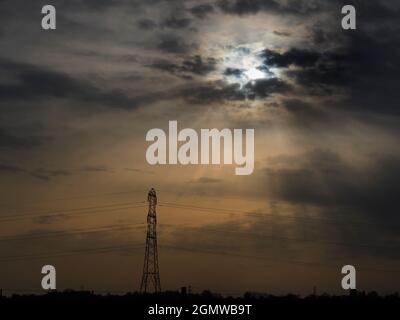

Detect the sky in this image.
[0,0,399,295]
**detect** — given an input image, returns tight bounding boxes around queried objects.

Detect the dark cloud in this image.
[167,196,400,265]
[138,15,192,31]
[340,0,400,21]
[310,28,333,45]
[150,55,216,77]
[166,215,343,269]
[181,56,217,75]
[136,18,157,30]
[217,0,272,15]
[138,16,193,31]
[181,82,245,104]
[302,38,398,113]
[263,17,400,116]
[273,30,291,37]
[0,58,142,110]
[60,0,122,11]
[216,0,321,16]
[243,78,290,99]
[282,98,329,123]
[264,149,400,227]
[157,38,191,54]
[161,16,192,29]
[180,77,289,104]
[224,67,244,78]
[189,4,215,19]
[0,163,25,174]
[0,129,43,149]
[149,60,182,74]
[263,48,321,68]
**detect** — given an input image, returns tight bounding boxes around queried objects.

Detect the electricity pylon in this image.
[140,188,161,293]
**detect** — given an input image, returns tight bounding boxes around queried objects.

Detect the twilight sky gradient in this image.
[0,0,399,295]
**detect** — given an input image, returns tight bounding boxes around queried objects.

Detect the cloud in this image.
[178,77,290,104]
[216,0,321,16]
[29,168,70,181]
[181,56,217,75]
[161,16,192,29]
[273,30,291,37]
[262,20,400,116]
[61,0,122,11]
[29,172,51,181]
[217,0,273,15]
[223,67,244,78]
[264,149,400,227]
[0,223,143,259]
[191,177,222,184]
[0,163,25,173]
[262,48,321,68]
[136,18,157,30]
[150,55,217,77]
[243,78,290,99]
[258,147,400,261]
[282,98,329,123]
[166,197,400,265]
[0,162,70,181]
[180,82,245,103]
[189,4,215,19]
[157,38,191,54]
[0,58,141,110]
[0,0,399,293]
[125,168,155,175]
[81,165,110,172]
[137,16,192,31]
[33,214,71,225]
[0,129,44,149]
[165,210,384,270]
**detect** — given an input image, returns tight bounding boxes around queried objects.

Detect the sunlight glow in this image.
[222,44,272,87]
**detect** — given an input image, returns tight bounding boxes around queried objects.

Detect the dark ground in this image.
[0,290,399,319]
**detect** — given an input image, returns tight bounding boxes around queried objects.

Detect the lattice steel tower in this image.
[140,188,161,293]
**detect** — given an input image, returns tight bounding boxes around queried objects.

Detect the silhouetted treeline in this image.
[0,289,399,319]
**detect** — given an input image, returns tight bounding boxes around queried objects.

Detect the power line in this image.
[0,222,397,251]
[0,187,219,210]
[0,242,144,263]
[0,203,147,223]
[0,239,398,274]
[0,190,145,209]
[0,223,146,242]
[171,225,400,251]
[0,201,145,220]
[158,202,383,228]
[160,244,400,274]
[0,196,398,269]
[0,222,198,242]
[0,216,397,252]
[0,199,381,229]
